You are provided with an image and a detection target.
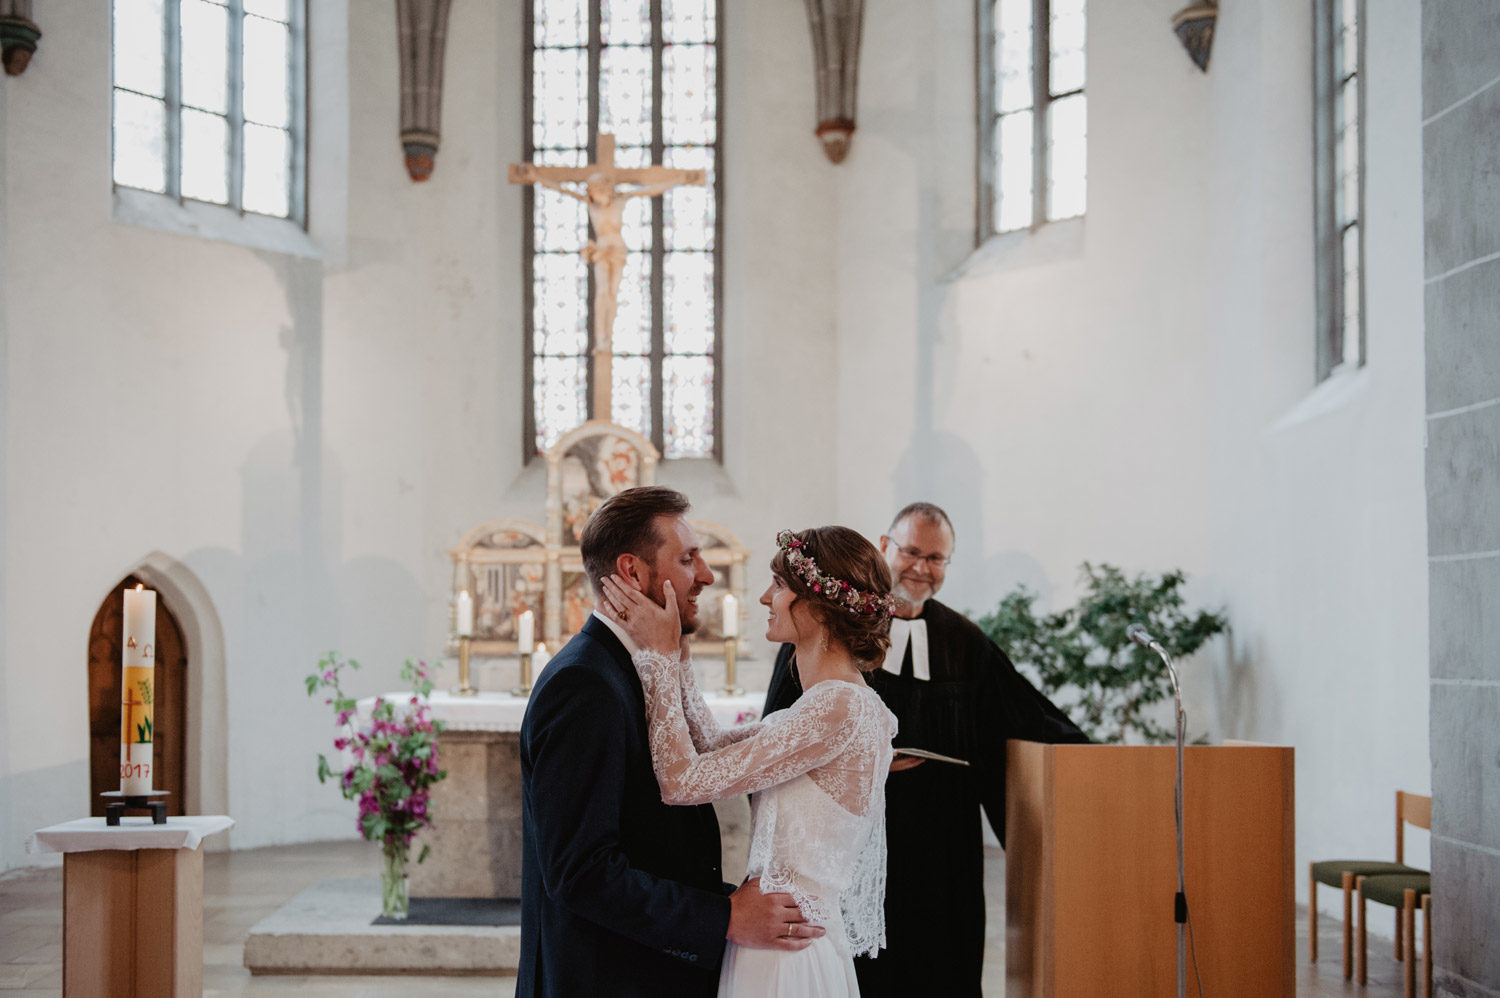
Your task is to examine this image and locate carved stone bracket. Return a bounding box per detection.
[396,0,453,181]
[1172,1,1217,73]
[0,0,41,77]
[804,0,864,163]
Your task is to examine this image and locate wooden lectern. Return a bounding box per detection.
[1006,740,1294,998]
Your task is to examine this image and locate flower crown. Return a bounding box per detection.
[776,529,899,618]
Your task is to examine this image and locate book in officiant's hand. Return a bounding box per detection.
[892,746,969,766]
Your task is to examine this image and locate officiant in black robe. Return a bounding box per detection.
[763,503,1088,997]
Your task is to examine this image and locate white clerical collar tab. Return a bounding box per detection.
[880,618,929,681]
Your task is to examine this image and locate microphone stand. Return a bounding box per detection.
[1142,636,1188,998]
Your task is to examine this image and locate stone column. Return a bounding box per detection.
[1421,5,1500,993]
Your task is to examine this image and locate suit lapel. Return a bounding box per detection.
[580,614,646,705]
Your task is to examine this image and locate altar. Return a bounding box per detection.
[359,681,764,899]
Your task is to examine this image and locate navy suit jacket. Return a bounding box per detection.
[517,615,731,997]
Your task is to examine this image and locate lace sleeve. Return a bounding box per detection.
[679,657,761,751]
[633,650,863,806]
[842,777,891,957]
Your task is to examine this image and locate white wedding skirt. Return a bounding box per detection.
[717,936,858,998]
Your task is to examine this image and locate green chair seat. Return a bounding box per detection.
[1359,872,1431,907]
[1311,859,1423,887]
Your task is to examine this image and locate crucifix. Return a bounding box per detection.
[509,134,705,421]
[122,686,145,762]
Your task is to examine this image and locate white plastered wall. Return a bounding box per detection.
[0,0,838,869]
[1,0,1430,899]
[828,0,1429,906]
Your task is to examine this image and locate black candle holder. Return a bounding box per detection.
[99,790,170,826]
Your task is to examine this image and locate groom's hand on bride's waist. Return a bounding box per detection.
[727,877,824,951]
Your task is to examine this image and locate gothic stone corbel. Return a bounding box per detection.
[805,0,864,164]
[0,0,41,77]
[396,0,453,181]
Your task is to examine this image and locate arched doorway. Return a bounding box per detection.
[88,576,187,816]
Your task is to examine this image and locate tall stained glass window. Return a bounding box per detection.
[1314,0,1364,379]
[979,0,1086,236]
[524,0,722,460]
[112,0,305,222]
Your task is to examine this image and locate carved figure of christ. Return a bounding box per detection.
[509,134,705,422]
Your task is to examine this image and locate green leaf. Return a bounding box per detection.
[977,563,1227,744]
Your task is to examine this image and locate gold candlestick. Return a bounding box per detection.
[452,635,478,696]
[512,649,533,697]
[720,638,743,697]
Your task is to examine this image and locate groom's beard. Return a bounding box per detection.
[645,568,702,635]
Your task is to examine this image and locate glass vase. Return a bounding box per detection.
[380,842,410,920]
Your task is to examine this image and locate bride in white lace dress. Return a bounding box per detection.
[599,526,899,997]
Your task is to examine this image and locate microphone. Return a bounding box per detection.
[1126,622,1160,648]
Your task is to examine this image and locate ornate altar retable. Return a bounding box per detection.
[447,420,749,655]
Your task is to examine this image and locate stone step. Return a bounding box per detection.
[243,878,520,975]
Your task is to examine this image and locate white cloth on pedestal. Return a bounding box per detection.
[27,815,234,853]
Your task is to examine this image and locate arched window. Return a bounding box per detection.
[523,0,723,460]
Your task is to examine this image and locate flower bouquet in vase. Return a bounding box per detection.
[307,653,447,919]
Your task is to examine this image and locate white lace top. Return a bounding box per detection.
[632,650,898,958]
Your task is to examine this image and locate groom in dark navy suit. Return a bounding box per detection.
[518,486,821,997]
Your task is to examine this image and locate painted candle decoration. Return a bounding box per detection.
[120,585,156,795]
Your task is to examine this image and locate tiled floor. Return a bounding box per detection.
[1,841,1414,996]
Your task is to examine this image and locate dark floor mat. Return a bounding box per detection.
[372,896,523,926]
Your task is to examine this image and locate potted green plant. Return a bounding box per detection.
[976,563,1228,744]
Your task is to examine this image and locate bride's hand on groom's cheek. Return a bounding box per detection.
[600,574,682,656]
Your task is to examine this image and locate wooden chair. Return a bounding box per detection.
[1356,874,1432,998]
[1308,790,1431,978]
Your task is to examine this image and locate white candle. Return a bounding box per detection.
[533,642,550,672]
[722,593,738,638]
[455,590,474,637]
[517,609,534,651]
[121,586,157,796]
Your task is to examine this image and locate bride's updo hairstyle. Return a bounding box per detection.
[770,526,894,668]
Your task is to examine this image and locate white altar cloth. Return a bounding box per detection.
[28,815,235,854]
[358,688,767,733]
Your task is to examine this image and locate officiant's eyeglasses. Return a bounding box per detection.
[891,544,952,569]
